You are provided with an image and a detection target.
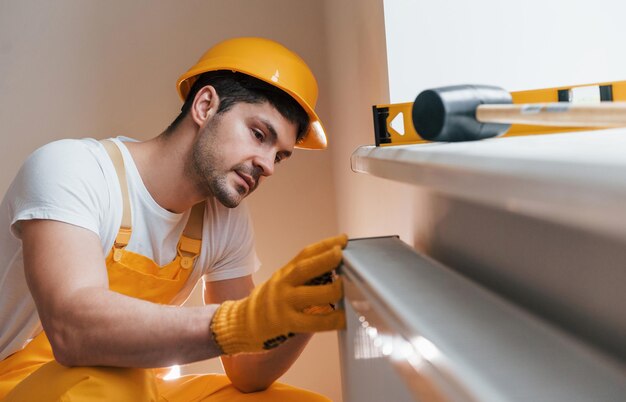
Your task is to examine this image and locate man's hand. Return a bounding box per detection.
[210,234,348,355]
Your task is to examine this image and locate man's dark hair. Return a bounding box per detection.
[167,71,310,143]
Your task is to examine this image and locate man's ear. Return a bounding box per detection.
[191,85,220,127]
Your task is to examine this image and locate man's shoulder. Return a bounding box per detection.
[11,137,119,206]
[6,138,119,240]
[24,138,112,179]
[30,137,102,162]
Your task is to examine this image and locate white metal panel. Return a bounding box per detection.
[339,237,626,402]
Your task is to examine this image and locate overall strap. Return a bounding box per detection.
[178,203,204,268]
[100,139,132,248]
[183,202,204,240]
[100,139,203,266]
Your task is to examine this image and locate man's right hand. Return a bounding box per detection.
[210,234,348,355]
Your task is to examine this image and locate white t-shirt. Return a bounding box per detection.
[0,137,259,361]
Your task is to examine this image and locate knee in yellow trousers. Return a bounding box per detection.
[3,361,331,402]
[3,360,159,402]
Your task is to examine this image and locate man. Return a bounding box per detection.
[0,37,346,401]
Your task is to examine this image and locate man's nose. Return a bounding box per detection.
[254,153,275,177]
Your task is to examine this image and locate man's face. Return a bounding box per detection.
[188,101,298,208]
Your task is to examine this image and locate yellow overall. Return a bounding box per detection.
[0,140,329,402]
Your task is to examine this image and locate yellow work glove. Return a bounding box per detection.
[210,234,348,354]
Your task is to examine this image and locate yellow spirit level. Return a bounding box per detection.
[373,80,626,146]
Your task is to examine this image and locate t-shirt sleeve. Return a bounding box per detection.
[8,139,108,239]
[202,201,260,282]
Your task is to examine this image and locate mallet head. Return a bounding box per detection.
[412,84,513,142]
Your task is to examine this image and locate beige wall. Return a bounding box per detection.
[0,0,346,400]
[322,0,419,244]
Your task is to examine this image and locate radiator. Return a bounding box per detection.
[337,236,626,402]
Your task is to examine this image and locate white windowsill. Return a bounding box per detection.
[351,128,626,241]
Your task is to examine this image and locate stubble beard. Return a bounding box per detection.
[186,120,243,209]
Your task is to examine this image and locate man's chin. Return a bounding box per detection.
[215,192,243,209]
[207,182,245,208]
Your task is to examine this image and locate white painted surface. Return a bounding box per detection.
[383,0,626,103]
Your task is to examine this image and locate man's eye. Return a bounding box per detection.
[253,129,264,141]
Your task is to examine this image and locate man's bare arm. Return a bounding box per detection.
[204,276,312,393]
[21,219,222,368]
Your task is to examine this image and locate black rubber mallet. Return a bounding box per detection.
[412,84,626,142]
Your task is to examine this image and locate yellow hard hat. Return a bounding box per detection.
[177,37,327,150]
